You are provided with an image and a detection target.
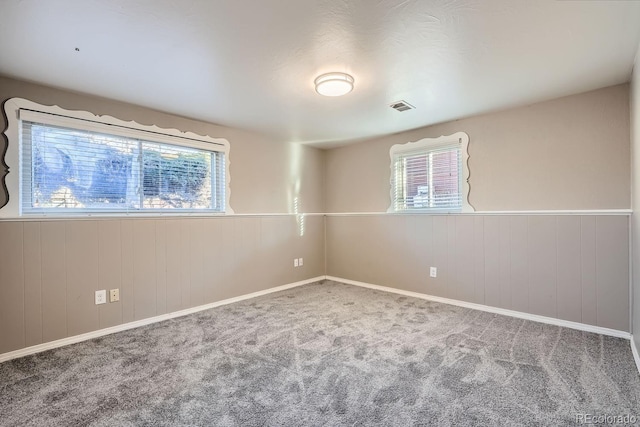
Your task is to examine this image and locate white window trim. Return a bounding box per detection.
[388,131,473,213]
[1,97,233,218]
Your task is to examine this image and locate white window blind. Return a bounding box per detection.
[21,120,226,214]
[389,132,472,213]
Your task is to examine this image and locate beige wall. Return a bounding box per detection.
[327,214,630,332]
[0,75,634,356]
[0,77,326,356]
[0,215,324,354]
[325,84,630,212]
[323,83,632,334]
[0,76,325,214]
[631,45,640,352]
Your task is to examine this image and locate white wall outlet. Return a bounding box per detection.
[299,257,303,266]
[294,258,299,267]
[95,290,107,305]
[109,288,120,303]
[430,267,437,278]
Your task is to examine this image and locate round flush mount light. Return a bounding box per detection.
[314,72,354,97]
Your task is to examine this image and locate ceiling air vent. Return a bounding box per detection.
[390,100,415,112]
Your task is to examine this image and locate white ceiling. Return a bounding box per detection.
[1,0,640,148]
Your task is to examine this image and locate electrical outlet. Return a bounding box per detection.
[294,258,299,267]
[95,290,107,305]
[109,288,120,303]
[299,257,303,266]
[430,267,437,278]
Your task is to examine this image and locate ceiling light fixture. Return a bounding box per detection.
[314,72,354,97]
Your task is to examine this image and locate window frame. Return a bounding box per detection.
[388,131,473,213]
[1,98,233,218]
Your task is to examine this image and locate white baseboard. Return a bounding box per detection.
[0,276,324,363]
[632,336,640,374]
[326,276,631,339]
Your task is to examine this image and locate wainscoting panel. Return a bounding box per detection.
[0,215,324,355]
[23,222,42,347]
[326,214,629,332]
[41,221,67,343]
[0,222,24,353]
[98,221,123,329]
[1,213,630,355]
[66,220,100,337]
[596,216,629,332]
[556,216,582,323]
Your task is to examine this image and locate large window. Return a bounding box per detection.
[389,132,472,213]
[1,98,232,217]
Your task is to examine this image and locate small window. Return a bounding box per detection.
[1,98,232,217]
[389,132,472,213]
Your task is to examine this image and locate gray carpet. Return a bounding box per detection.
[1,280,639,426]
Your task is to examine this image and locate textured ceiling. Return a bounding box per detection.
[1,0,639,148]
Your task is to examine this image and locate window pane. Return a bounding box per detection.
[398,147,460,210]
[389,133,471,213]
[29,123,139,210]
[431,149,460,207]
[24,121,224,213]
[141,142,212,209]
[405,154,428,208]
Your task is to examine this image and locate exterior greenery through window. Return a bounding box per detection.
[389,132,472,213]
